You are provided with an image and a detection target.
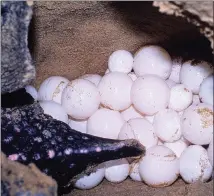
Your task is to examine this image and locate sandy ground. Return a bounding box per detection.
[67,178,213,196]
[31,2,213,196]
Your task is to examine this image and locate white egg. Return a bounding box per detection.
[68,119,87,133]
[133,45,172,79]
[199,75,213,105]
[61,79,100,120]
[207,139,213,166]
[179,145,213,183]
[144,115,155,123]
[105,158,130,183]
[121,105,143,121]
[38,76,69,104]
[139,145,179,187]
[153,109,181,142]
[87,108,125,139]
[169,84,193,112]
[131,75,170,115]
[80,74,102,86]
[164,139,189,157]
[192,95,201,105]
[168,58,182,83]
[108,50,133,73]
[179,60,213,94]
[181,103,213,145]
[75,165,105,189]
[129,161,142,182]
[98,72,133,111]
[180,136,191,145]
[39,100,68,123]
[166,79,177,89]
[25,85,38,100]
[118,118,158,149]
[128,72,137,81]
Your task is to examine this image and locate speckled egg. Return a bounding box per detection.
[199,75,213,105]
[68,119,87,134]
[181,103,213,145]
[61,79,101,120]
[80,74,102,86]
[121,105,143,121]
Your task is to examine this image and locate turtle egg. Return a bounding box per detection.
[139,145,179,187]
[199,75,213,105]
[207,139,213,166]
[179,145,213,183]
[166,79,177,89]
[181,103,213,145]
[179,60,213,94]
[164,139,189,157]
[128,72,137,81]
[25,85,38,100]
[39,100,68,123]
[75,165,105,189]
[80,74,102,86]
[118,118,158,149]
[153,109,181,142]
[68,119,87,133]
[105,158,130,183]
[192,95,201,105]
[61,79,100,120]
[131,75,170,115]
[169,84,193,112]
[98,72,133,111]
[38,76,69,104]
[129,161,142,182]
[133,45,172,79]
[108,50,133,73]
[168,58,182,83]
[105,69,110,74]
[121,105,143,121]
[87,108,125,139]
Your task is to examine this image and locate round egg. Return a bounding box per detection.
[164,139,189,157]
[80,74,102,86]
[25,85,38,100]
[199,75,213,105]
[68,119,87,133]
[39,100,68,123]
[61,79,100,120]
[133,45,172,79]
[169,84,193,112]
[180,145,213,183]
[131,75,170,115]
[139,145,179,187]
[98,72,133,111]
[121,105,143,121]
[179,60,213,94]
[168,58,182,83]
[153,109,181,142]
[75,165,105,189]
[118,118,158,149]
[181,103,213,145]
[129,161,142,182]
[128,72,137,81]
[38,76,69,104]
[192,95,201,105]
[105,158,130,183]
[144,115,155,123]
[87,108,125,139]
[108,50,133,73]
[166,79,177,89]
[207,139,213,166]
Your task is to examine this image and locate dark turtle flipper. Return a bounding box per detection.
[1,102,145,194]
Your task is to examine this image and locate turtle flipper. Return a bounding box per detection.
[2,103,145,193]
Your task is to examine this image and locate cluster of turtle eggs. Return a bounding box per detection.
[26,45,213,190]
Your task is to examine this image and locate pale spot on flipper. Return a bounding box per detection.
[48,150,55,158]
[8,154,19,161]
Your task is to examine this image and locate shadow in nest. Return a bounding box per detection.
[108,1,213,63]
